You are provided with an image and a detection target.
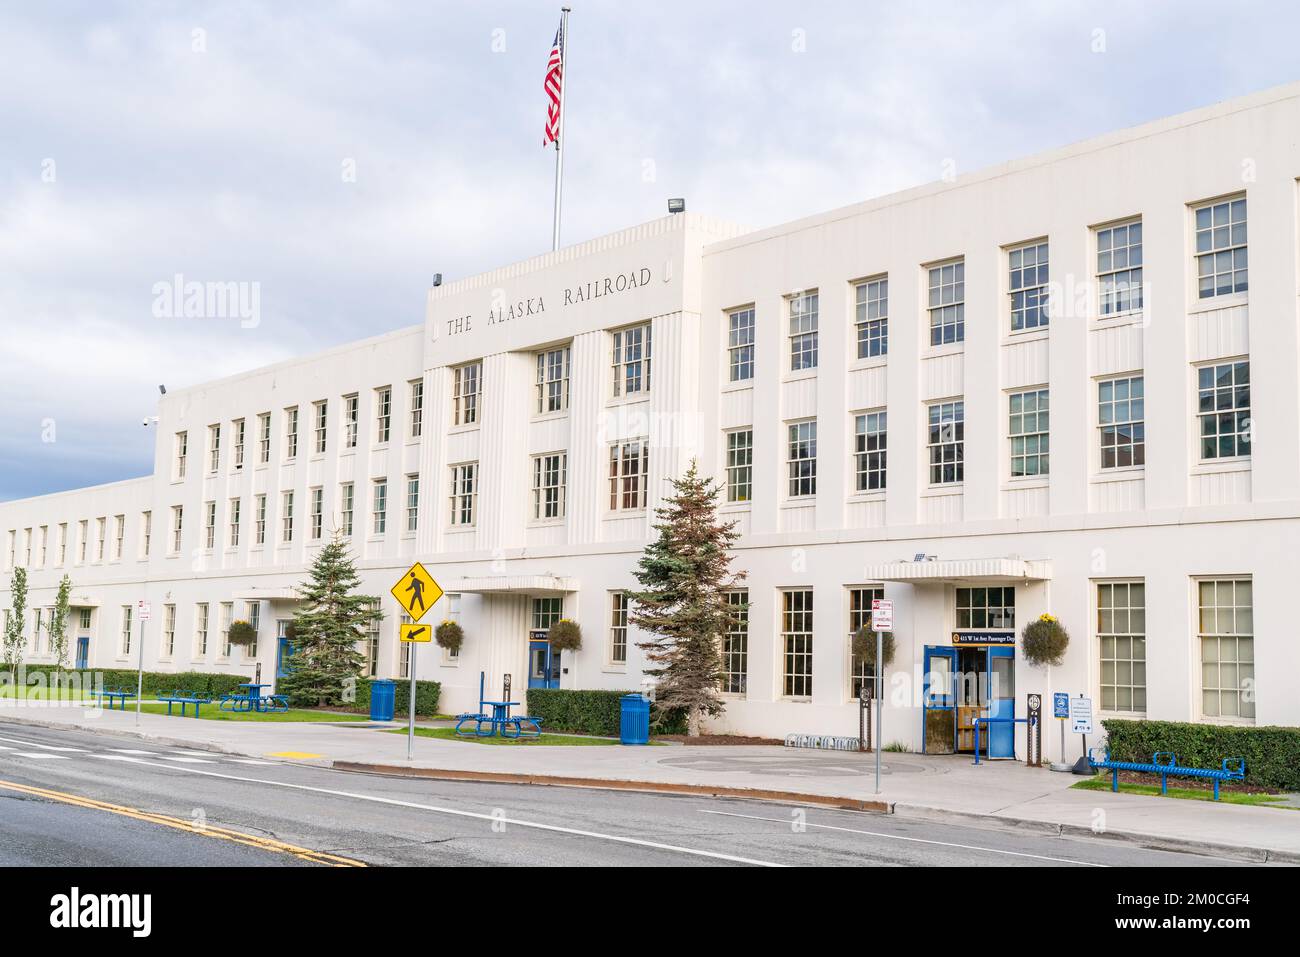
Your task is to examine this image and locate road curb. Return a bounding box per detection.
[331,760,894,813]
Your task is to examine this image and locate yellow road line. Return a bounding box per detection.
[0,778,365,867]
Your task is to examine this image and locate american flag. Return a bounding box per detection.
[543,20,564,147]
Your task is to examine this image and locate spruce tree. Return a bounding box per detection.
[629,460,745,736]
[278,534,378,706]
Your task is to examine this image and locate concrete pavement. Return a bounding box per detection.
[3,699,1297,863]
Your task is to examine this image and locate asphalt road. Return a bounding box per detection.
[0,721,1245,867]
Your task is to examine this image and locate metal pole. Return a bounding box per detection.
[550,6,571,251]
[407,642,417,760]
[874,630,883,794]
[134,609,145,725]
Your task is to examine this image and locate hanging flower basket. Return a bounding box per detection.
[1021,613,1069,667]
[227,620,257,647]
[851,625,895,669]
[548,619,583,652]
[435,620,464,654]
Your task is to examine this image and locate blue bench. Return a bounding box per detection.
[501,715,543,739]
[92,688,137,710]
[157,689,213,718]
[219,692,290,714]
[455,712,495,737]
[1089,747,1246,801]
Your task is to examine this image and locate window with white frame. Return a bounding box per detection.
[927,259,965,345]
[608,440,648,510]
[782,589,814,698]
[728,307,755,382]
[58,523,67,565]
[79,608,91,630]
[442,594,461,660]
[220,602,233,657]
[854,277,888,359]
[533,596,563,631]
[453,362,482,425]
[314,400,328,454]
[233,418,245,469]
[95,517,105,561]
[363,600,380,677]
[788,291,818,371]
[849,585,885,699]
[208,423,221,473]
[1197,360,1251,460]
[339,483,354,536]
[1009,388,1049,477]
[786,421,817,497]
[77,519,88,563]
[229,498,241,548]
[853,411,887,492]
[204,501,216,549]
[174,431,188,479]
[245,601,260,657]
[343,394,359,449]
[170,506,183,554]
[722,590,748,694]
[372,480,387,534]
[162,603,176,657]
[1008,240,1050,332]
[1198,579,1253,720]
[409,379,424,438]
[258,412,271,463]
[1098,375,1145,469]
[1194,197,1247,299]
[140,512,150,559]
[39,525,48,566]
[310,487,323,540]
[120,604,132,656]
[398,614,412,677]
[725,429,753,503]
[536,346,571,414]
[281,491,294,542]
[255,494,267,545]
[612,324,652,396]
[284,407,299,460]
[112,515,124,560]
[1097,218,1143,316]
[927,401,964,484]
[448,464,477,526]
[32,607,43,654]
[405,475,419,532]
[1098,581,1146,713]
[375,386,392,444]
[956,587,1015,630]
[609,592,628,664]
[532,453,567,520]
[194,602,208,656]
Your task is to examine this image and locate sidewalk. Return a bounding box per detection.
[4,700,1296,863]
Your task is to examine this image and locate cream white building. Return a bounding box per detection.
[5,83,1300,759]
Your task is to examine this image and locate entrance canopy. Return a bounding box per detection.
[863,557,1051,585]
[442,574,578,596]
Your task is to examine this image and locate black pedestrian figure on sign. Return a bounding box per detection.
[405,572,426,613]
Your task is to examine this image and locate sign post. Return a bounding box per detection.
[391,562,443,761]
[1052,692,1070,770]
[1068,693,1094,774]
[135,601,150,725]
[1026,693,1042,767]
[870,598,893,795]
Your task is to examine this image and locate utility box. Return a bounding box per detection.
[620,693,650,745]
[370,679,396,722]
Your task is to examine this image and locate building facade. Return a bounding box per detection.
[5,84,1300,759]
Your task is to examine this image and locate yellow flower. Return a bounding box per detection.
[1039,613,1057,624]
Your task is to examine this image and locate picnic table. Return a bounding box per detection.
[219,683,288,714]
[455,700,541,739]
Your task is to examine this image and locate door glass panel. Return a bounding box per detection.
[992,656,1014,699]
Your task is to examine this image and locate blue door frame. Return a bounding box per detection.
[75,636,89,670]
[923,646,957,754]
[988,646,1016,758]
[528,637,561,689]
[276,637,297,679]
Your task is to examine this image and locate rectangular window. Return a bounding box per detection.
[955,587,1016,630]
[340,483,354,536]
[728,307,755,381]
[372,480,387,534]
[284,407,299,459]
[927,400,964,484]
[443,594,462,660]
[375,386,392,444]
[204,501,216,549]
[258,413,272,463]
[1198,579,1253,720]
[854,277,888,358]
[170,506,183,554]
[162,604,176,657]
[229,498,241,548]
[612,324,652,396]
[120,605,133,657]
[314,400,328,454]
[849,586,885,699]
[786,421,817,497]
[245,602,260,657]
[1099,375,1145,469]
[1197,360,1251,460]
[220,602,233,657]
[1008,240,1050,332]
[208,423,221,473]
[232,418,245,469]
[39,525,48,566]
[788,291,819,371]
[928,259,965,345]
[112,515,124,560]
[255,494,267,545]
[399,628,411,678]
[194,602,209,657]
[96,517,105,561]
[1098,581,1146,713]
[453,363,482,425]
[853,411,887,492]
[722,590,748,694]
[725,429,753,503]
[532,453,567,520]
[405,475,419,533]
[343,395,359,449]
[609,592,628,664]
[535,346,571,414]
[310,487,323,540]
[281,491,294,543]
[782,589,814,698]
[449,464,477,526]
[174,431,188,479]
[58,523,67,565]
[409,379,424,438]
[79,608,91,630]
[1194,197,1247,299]
[532,597,563,631]
[363,600,380,678]
[608,440,648,510]
[78,519,88,563]
[1009,388,1050,477]
[1097,218,1143,316]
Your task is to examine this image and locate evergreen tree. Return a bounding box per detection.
[629,460,745,736]
[278,534,378,707]
[49,575,72,672]
[4,567,28,682]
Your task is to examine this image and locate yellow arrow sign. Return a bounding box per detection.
[390,561,443,623]
[400,623,432,643]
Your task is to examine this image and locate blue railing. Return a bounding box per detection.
[972,716,1034,765]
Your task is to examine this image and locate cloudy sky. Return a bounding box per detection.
[2,0,1298,501]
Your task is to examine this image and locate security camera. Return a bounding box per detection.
[142,417,150,427]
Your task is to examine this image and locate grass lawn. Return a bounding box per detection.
[389,726,627,746]
[1072,774,1297,809]
[0,684,96,701]
[138,702,370,723]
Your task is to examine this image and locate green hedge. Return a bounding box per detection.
[1103,719,1300,791]
[525,688,687,736]
[9,664,250,697]
[343,677,441,717]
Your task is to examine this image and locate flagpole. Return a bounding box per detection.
[551,6,571,252]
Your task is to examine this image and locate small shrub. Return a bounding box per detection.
[1021,613,1069,667]
[434,620,464,654]
[851,626,895,669]
[525,688,686,736]
[547,619,582,652]
[1103,719,1300,791]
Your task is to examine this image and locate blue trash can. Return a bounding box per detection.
[620,693,650,745]
[369,679,396,722]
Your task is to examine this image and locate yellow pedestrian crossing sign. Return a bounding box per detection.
[400,622,432,643]
[390,562,442,623]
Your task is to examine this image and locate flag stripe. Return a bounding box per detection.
[543,21,564,147]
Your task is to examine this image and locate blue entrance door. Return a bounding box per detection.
[988,646,1016,758]
[528,638,561,689]
[276,638,297,678]
[75,636,89,670]
[923,646,957,754]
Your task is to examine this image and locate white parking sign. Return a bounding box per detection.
[871,598,893,631]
